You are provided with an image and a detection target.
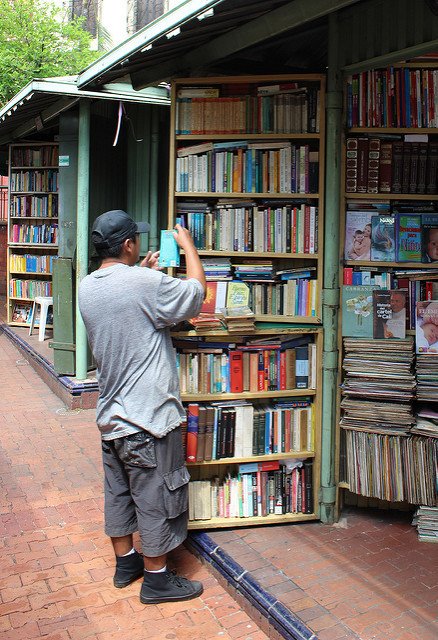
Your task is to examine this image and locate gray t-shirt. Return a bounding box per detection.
[78,264,204,440]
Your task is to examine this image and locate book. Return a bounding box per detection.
[226,281,250,308]
[421,215,438,263]
[395,214,422,262]
[370,215,395,261]
[295,346,309,388]
[415,301,438,353]
[186,404,199,463]
[373,290,407,339]
[11,302,32,323]
[344,211,373,260]
[159,230,180,267]
[342,285,377,337]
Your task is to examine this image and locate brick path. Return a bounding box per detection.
[0,334,268,640]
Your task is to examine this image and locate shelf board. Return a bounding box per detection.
[175,192,319,199]
[338,481,350,490]
[9,296,35,301]
[9,271,52,276]
[8,322,53,328]
[344,260,436,268]
[11,166,59,170]
[348,127,438,134]
[345,192,438,200]
[8,243,58,248]
[183,250,319,259]
[187,451,315,466]
[176,133,321,140]
[10,191,58,195]
[254,315,321,323]
[181,389,315,401]
[172,326,321,337]
[188,512,318,529]
[9,217,58,220]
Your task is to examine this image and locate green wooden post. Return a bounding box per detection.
[320,12,343,523]
[75,100,90,380]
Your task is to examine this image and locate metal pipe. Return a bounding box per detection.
[320,12,343,523]
[75,100,91,381]
[149,106,160,251]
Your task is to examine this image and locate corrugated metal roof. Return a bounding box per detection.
[0,77,169,144]
[77,0,360,90]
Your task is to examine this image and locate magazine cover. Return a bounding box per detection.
[395,214,422,262]
[415,301,438,353]
[372,290,407,339]
[421,215,438,263]
[371,215,395,261]
[342,286,377,337]
[344,211,373,260]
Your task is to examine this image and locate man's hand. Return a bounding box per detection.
[140,251,161,270]
[173,224,196,251]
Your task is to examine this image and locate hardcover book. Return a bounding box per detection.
[421,215,438,263]
[342,285,377,337]
[344,211,373,260]
[371,215,395,261]
[415,301,438,353]
[372,290,407,339]
[395,214,422,262]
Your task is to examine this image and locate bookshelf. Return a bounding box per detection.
[168,75,325,528]
[338,65,438,508]
[7,142,59,327]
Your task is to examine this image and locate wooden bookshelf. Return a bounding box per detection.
[7,142,59,326]
[169,75,325,527]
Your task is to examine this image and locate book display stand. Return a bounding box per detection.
[168,75,326,528]
[7,142,59,328]
[339,64,438,507]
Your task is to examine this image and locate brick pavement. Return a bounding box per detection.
[0,334,269,640]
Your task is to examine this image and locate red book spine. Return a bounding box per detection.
[257,351,265,391]
[229,350,243,393]
[279,351,287,390]
[304,205,310,253]
[186,404,199,463]
[425,281,433,300]
[343,267,353,284]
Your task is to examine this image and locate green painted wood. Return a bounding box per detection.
[52,257,75,375]
[58,112,79,259]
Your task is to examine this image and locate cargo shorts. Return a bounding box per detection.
[101,427,190,557]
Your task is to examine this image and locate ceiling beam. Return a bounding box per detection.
[131,0,359,89]
[342,38,438,74]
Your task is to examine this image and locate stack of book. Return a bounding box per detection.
[415,355,438,402]
[220,306,256,333]
[412,506,438,543]
[201,257,232,280]
[341,337,416,434]
[411,406,438,437]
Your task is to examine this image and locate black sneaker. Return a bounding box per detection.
[140,569,203,604]
[113,550,144,588]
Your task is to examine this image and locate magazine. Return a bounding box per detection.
[415,301,438,353]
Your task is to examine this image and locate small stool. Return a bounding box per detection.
[29,296,53,342]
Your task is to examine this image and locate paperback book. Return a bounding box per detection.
[342,285,377,337]
[395,214,422,262]
[344,211,373,260]
[421,215,438,263]
[159,230,180,267]
[370,215,395,261]
[373,290,407,339]
[415,301,438,353]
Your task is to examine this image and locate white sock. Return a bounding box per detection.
[146,565,167,573]
[121,548,136,557]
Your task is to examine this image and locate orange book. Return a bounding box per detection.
[229,350,243,393]
[249,352,259,392]
[186,404,199,463]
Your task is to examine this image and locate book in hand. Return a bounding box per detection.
[342,285,377,337]
[415,301,438,353]
[373,290,407,339]
[371,215,395,261]
[344,211,373,260]
[159,230,180,267]
[421,215,438,263]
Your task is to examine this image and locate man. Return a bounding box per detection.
[78,209,206,604]
[383,290,407,339]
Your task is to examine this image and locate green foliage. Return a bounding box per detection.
[0,0,100,105]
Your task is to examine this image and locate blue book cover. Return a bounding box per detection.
[421,214,438,263]
[395,214,422,262]
[342,285,378,337]
[371,215,395,261]
[159,230,180,267]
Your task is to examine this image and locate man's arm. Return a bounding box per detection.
[173,224,206,294]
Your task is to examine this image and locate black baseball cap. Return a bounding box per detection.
[91,210,150,249]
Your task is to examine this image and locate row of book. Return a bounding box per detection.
[10,223,58,245]
[9,278,52,299]
[184,400,314,463]
[188,460,314,520]
[176,338,316,394]
[344,208,438,262]
[10,301,53,325]
[175,144,319,194]
[175,86,320,135]
[9,253,54,273]
[247,280,318,318]
[342,430,437,506]
[342,278,438,331]
[177,202,318,253]
[10,193,58,218]
[10,170,58,193]
[346,68,438,129]
[11,145,58,168]
[416,356,438,403]
[346,138,438,195]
